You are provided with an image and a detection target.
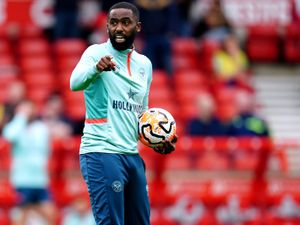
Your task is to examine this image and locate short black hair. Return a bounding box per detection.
[108,2,140,21]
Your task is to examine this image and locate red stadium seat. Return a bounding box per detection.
[58,71,73,90]
[266,179,300,205]
[149,86,173,104]
[284,24,300,63]
[62,89,85,104]
[196,152,230,170]
[0,179,19,208]
[0,54,17,78]
[56,56,80,73]
[64,106,85,118]
[0,139,11,172]
[23,71,55,89]
[198,39,220,74]
[0,74,18,103]
[0,209,10,225]
[209,179,254,205]
[53,38,87,57]
[164,179,210,202]
[171,37,200,73]
[234,152,259,170]
[63,90,85,121]
[172,54,200,72]
[23,72,56,106]
[284,41,300,63]
[151,70,170,88]
[26,87,54,109]
[174,70,208,89]
[172,37,199,57]
[175,87,207,104]
[246,25,280,62]
[178,102,199,122]
[17,38,50,57]
[17,24,46,39]
[164,153,192,170]
[20,55,53,73]
[0,39,11,54]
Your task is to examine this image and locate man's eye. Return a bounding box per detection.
[110,21,117,26]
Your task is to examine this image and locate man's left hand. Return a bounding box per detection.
[153,135,178,155]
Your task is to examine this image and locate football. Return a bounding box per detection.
[138,108,176,148]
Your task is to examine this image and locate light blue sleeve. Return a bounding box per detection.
[142,61,153,112]
[2,114,28,143]
[70,45,101,91]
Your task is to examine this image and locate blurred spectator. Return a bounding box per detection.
[135,0,180,75]
[186,91,236,136]
[291,0,300,26]
[176,0,194,37]
[192,0,232,42]
[2,99,57,225]
[61,193,96,225]
[212,34,251,89]
[53,0,81,40]
[41,94,73,139]
[232,90,270,137]
[78,0,101,41]
[0,80,26,134]
[86,9,108,44]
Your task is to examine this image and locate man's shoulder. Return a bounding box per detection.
[82,42,109,59]
[132,51,152,66]
[86,42,107,52]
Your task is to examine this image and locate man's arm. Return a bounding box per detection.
[70,46,117,91]
[2,102,33,142]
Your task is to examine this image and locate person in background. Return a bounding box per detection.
[53,0,81,40]
[291,0,300,26]
[232,90,270,137]
[61,192,96,225]
[212,34,251,89]
[78,0,102,41]
[192,0,232,42]
[135,0,180,75]
[41,93,74,139]
[186,91,235,136]
[2,99,57,225]
[0,80,26,134]
[70,2,177,224]
[175,0,194,37]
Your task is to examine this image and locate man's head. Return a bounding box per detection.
[107,2,141,51]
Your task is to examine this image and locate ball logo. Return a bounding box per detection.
[112,181,123,193]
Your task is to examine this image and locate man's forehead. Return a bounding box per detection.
[109,8,135,20]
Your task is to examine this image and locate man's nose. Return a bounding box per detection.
[115,22,124,31]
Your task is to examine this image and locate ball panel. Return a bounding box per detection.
[138,107,176,148]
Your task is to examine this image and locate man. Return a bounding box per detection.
[2,99,57,225]
[70,2,177,225]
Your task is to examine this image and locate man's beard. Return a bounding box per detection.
[109,32,136,51]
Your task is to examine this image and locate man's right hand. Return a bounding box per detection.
[96,56,116,72]
[16,100,35,119]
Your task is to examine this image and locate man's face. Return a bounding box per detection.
[107,8,141,51]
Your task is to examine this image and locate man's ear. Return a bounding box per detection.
[136,22,141,32]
